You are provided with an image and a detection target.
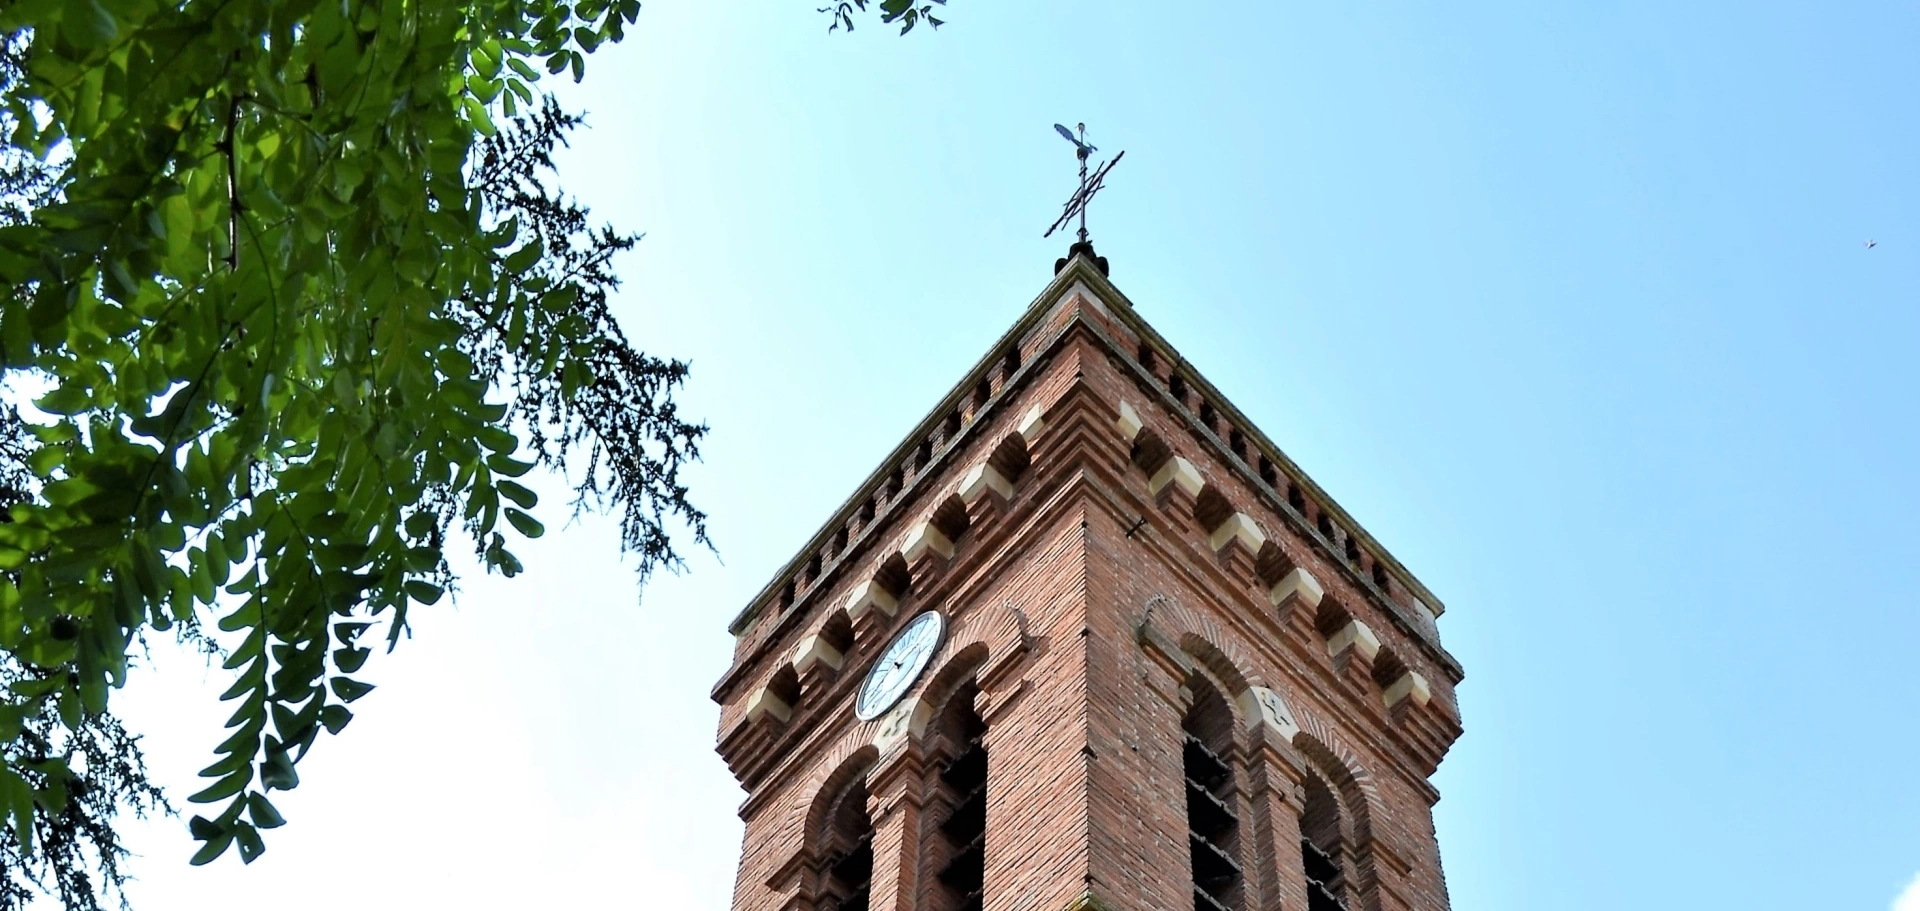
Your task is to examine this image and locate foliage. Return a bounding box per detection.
[0,0,943,904]
[0,0,722,894]
[821,0,947,34]
[0,34,169,911]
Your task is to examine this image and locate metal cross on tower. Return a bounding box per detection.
[1045,122,1125,245]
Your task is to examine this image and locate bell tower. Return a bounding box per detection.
[712,251,1466,911]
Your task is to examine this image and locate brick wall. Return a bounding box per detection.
[716,259,1465,911]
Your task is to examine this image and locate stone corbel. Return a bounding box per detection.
[844,579,899,621]
[1208,512,1266,579]
[958,462,1014,505]
[902,521,954,563]
[1326,619,1380,692]
[745,687,792,725]
[870,694,934,754]
[1018,402,1048,443]
[1325,619,1380,662]
[1209,512,1266,554]
[1116,399,1144,442]
[1383,671,1431,709]
[791,633,845,676]
[1149,455,1203,519]
[1266,567,1324,626]
[1236,685,1303,744]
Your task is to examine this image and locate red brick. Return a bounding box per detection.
[717,256,1465,911]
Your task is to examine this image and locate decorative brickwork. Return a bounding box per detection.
[717,253,1465,911]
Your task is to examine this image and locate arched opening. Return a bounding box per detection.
[818,776,874,911]
[1254,541,1294,588]
[1184,676,1243,911]
[931,495,971,543]
[929,682,987,911]
[1314,600,1353,640]
[875,554,912,600]
[987,434,1031,484]
[1300,771,1348,911]
[819,612,855,658]
[1130,427,1172,476]
[1193,485,1235,535]
[768,665,802,708]
[1370,650,1408,693]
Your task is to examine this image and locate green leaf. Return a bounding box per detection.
[188,815,226,840]
[319,705,353,735]
[330,678,375,703]
[405,510,436,538]
[504,508,544,538]
[248,793,286,829]
[333,645,370,673]
[234,822,266,863]
[189,769,253,804]
[25,444,63,475]
[260,748,298,791]
[189,832,234,866]
[402,580,444,605]
[502,240,543,274]
[34,383,90,415]
[487,454,535,477]
[496,479,538,509]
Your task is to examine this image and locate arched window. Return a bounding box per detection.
[1300,771,1348,911]
[1184,677,1243,911]
[930,683,987,911]
[819,778,874,911]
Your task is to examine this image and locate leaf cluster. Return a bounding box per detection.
[0,0,709,884]
[820,0,948,35]
[0,0,943,902]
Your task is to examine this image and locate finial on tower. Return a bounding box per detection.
[1046,122,1124,275]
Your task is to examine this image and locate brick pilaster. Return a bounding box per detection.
[866,746,929,911]
[1244,738,1310,911]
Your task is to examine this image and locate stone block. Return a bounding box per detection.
[790,633,845,675]
[903,521,955,562]
[1208,512,1267,554]
[958,462,1014,505]
[1017,403,1047,444]
[870,694,932,751]
[1326,620,1381,662]
[1116,400,1143,442]
[1148,456,1203,498]
[843,579,899,621]
[1236,685,1302,741]
[745,687,792,725]
[1384,671,1432,708]
[1266,567,1325,610]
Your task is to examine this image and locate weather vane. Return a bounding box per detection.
[1045,122,1125,246]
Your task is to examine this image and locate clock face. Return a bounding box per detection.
[854,611,946,721]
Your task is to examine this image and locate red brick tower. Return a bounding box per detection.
[713,252,1465,911]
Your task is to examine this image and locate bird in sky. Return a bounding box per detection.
[1865,240,1877,249]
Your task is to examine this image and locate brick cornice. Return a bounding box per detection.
[1077,448,1463,784]
[724,421,1119,801]
[717,254,1460,716]
[721,345,1464,794]
[724,260,1112,638]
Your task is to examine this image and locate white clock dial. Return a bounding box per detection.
[854,611,945,721]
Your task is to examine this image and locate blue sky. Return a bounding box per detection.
[93,2,1918,909]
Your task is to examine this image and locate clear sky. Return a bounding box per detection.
[84,2,1920,910]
